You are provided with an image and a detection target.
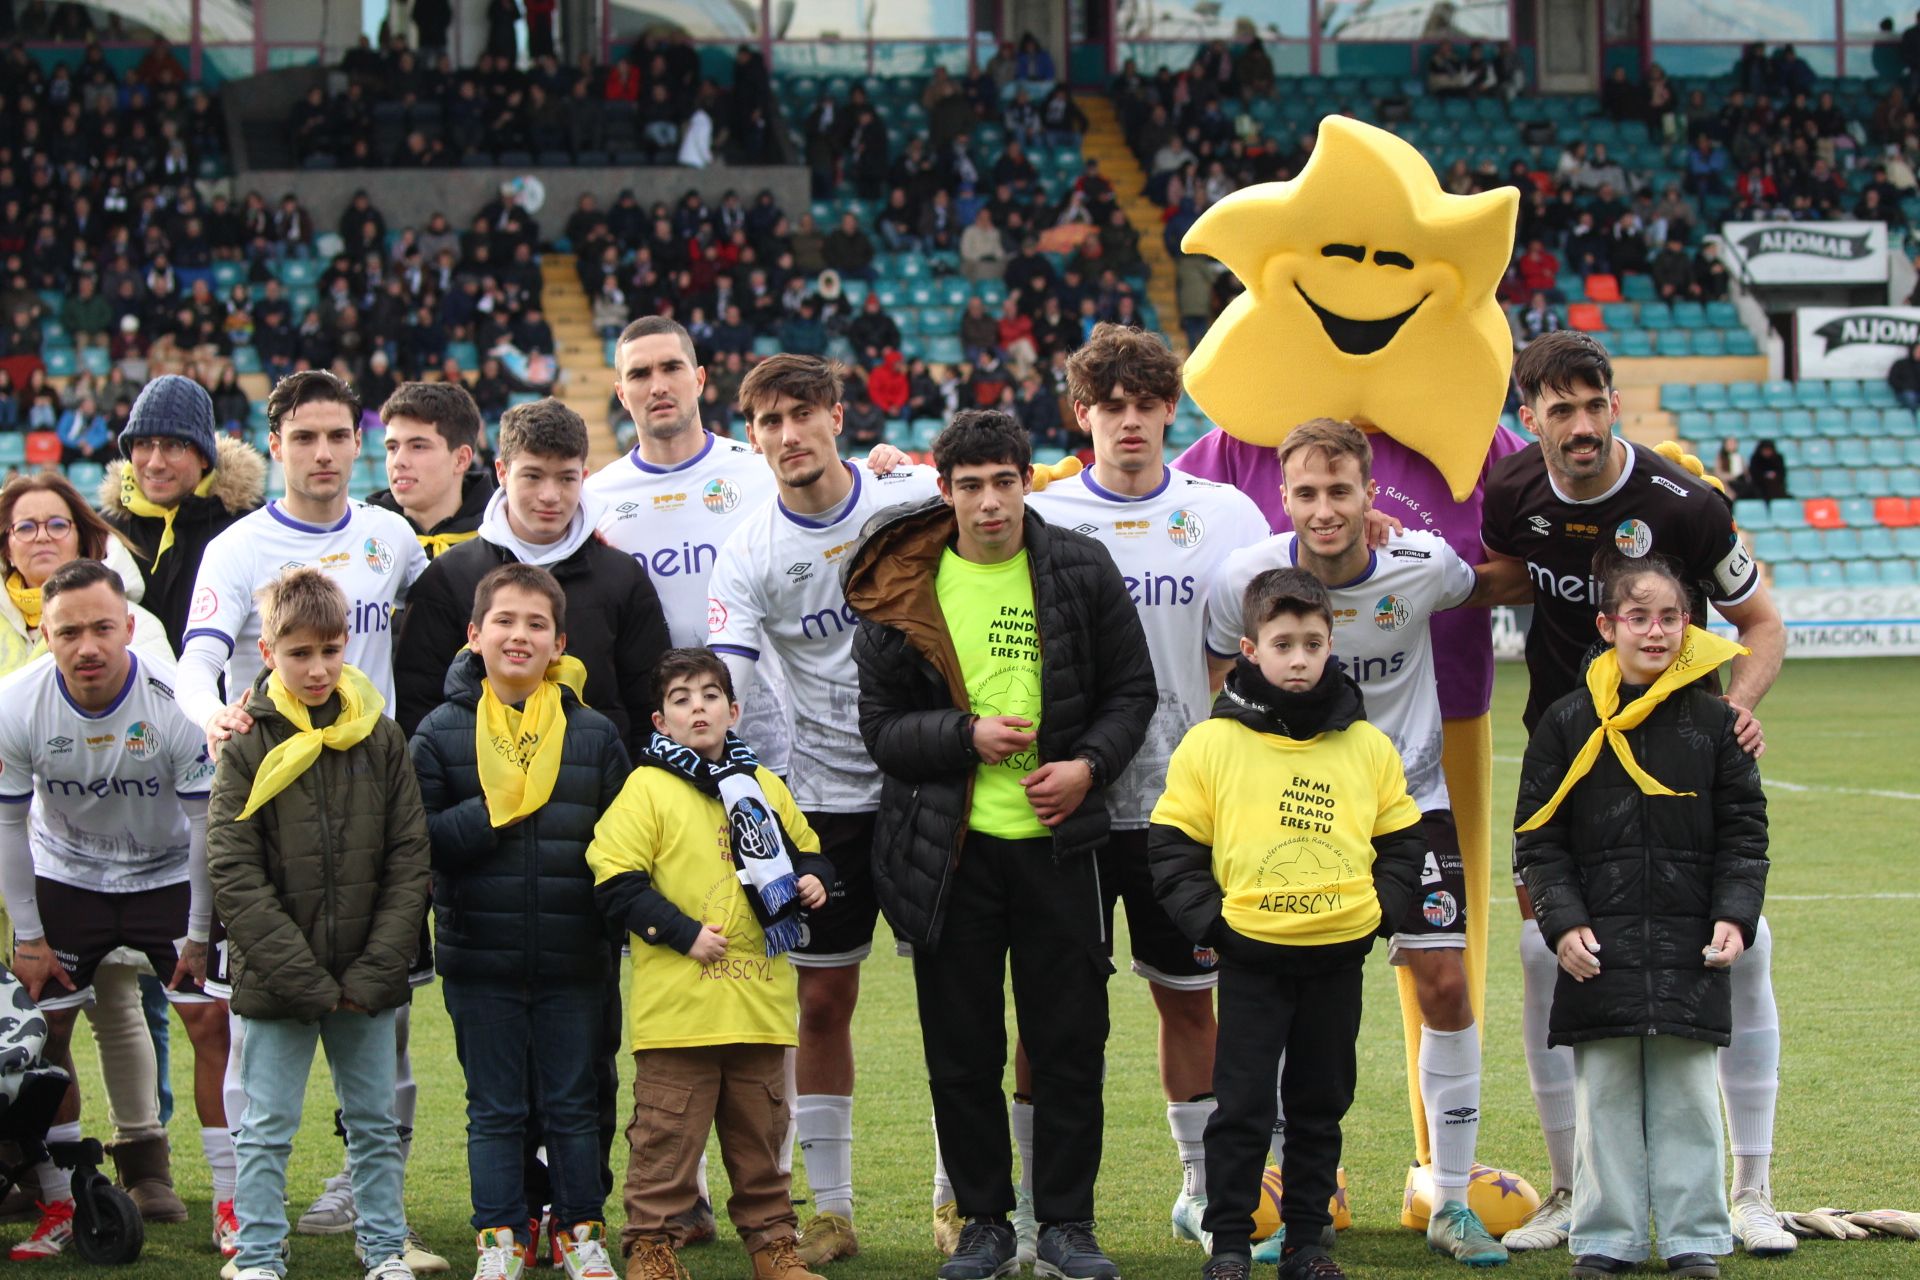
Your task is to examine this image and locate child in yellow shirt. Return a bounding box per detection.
[586,649,832,1280]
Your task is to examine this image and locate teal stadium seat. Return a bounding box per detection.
[44,349,76,376]
[1839,497,1877,526]
[1883,409,1917,437]
[1752,530,1792,562]
[1725,331,1761,356]
[1640,302,1675,330]
[1694,384,1731,410]
[1622,274,1656,301]
[79,347,109,376]
[1787,529,1825,559]
[65,460,104,492]
[1837,437,1872,467]
[1657,330,1694,356]
[1865,381,1899,407]
[1769,499,1807,529]
[1661,383,1696,411]
[1770,562,1811,588]
[1893,468,1920,496]
[0,436,24,467]
[1825,528,1864,559]
[1733,499,1771,529]
[1796,380,1834,408]
[1676,411,1714,440]
[1808,560,1844,588]
[1777,410,1814,439]
[1671,301,1707,328]
[1728,382,1764,410]
[1856,468,1890,497]
[1843,559,1879,587]
[1692,330,1727,356]
[1859,527,1897,558]
[1745,409,1779,438]
[1831,380,1866,407]
[1882,559,1918,586]
[1813,409,1849,438]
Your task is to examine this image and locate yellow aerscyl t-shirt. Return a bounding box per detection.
[586,764,820,1051]
[1150,717,1422,946]
[935,547,1047,840]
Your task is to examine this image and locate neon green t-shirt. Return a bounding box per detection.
[936,547,1047,840]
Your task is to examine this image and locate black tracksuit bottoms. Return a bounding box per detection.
[1201,937,1369,1256]
[913,831,1112,1224]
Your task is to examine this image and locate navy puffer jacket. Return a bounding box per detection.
[410,649,633,983]
[1514,680,1769,1047]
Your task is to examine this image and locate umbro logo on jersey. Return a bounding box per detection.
[1528,515,1553,536]
[1443,1107,1478,1118]
[1652,475,1690,497]
[616,501,640,515]
[46,736,73,753]
[1073,523,1100,536]
[787,562,814,583]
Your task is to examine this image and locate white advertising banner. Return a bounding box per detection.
[1794,306,1920,379]
[1721,221,1889,285]
[1704,586,1920,657]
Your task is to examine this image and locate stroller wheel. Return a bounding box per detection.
[71,1173,144,1265]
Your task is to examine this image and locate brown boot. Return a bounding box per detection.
[104,1135,188,1223]
[624,1239,689,1280]
[749,1235,825,1280]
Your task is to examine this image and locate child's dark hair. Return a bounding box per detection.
[1595,550,1689,616]
[471,562,567,634]
[1241,567,1334,636]
[932,409,1031,479]
[651,647,735,707]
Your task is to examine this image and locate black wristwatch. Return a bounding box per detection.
[1076,752,1106,788]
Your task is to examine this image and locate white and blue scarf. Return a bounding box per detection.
[641,730,805,956]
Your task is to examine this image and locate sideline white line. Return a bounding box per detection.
[1766,893,1920,901]
[1491,756,1920,802]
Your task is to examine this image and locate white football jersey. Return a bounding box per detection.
[587,432,791,770]
[709,461,941,812]
[0,652,214,893]
[1204,530,1475,811]
[1029,467,1272,828]
[183,500,427,709]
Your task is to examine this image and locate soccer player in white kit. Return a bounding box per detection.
[0,559,224,1261]
[1020,325,1271,1259]
[173,371,442,1275]
[706,354,943,1266]
[1204,419,1512,1267]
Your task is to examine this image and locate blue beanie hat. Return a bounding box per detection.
[122,375,220,468]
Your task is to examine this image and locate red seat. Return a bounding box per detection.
[23,432,61,468]
[1804,498,1844,529]
[1875,496,1916,527]
[1567,303,1605,332]
[1583,274,1622,303]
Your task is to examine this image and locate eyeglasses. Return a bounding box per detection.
[9,517,75,542]
[1608,610,1688,634]
[129,437,197,460]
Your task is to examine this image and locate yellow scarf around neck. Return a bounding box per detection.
[120,465,220,567]
[476,655,588,827]
[238,665,385,820]
[5,571,41,632]
[418,529,479,560]
[1517,625,1750,832]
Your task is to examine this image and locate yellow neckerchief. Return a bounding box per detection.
[5,571,41,632]
[476,655,588,827]
[120,466,220,567]
[1517,626,1749,832]
[237,665,385,820]
[418,529,479,560]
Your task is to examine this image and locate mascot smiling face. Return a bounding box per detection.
[1181,116,1518,501]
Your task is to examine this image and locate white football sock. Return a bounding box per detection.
[796,1094,854,1221]
[1269,1052,1288,1170]
[695,1151,710,1203]
[39,1125,81,1201]
[1521,919,1577,1192]
[778,1048,798,1177]
[1011,1096,1035,1197]
[1420,1024,1481,1196]
[1168,1099,1214,1198]
[202,1125,237,1203]
[223,1009,248,1137]
[931,1116,953,1210]
[1721,917,1778,1195]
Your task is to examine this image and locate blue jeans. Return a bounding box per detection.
[443,977,608,1231]
[234,1009,405,1273]
[138,974,173,1124]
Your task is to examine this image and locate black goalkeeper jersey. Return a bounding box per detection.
[1483,440,1761,731]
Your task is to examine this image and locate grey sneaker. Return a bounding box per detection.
[1033,1221,1119,1280]
[937,1218,1018,1280]
[297,1172,356,1235]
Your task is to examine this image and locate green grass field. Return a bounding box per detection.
[44,657,1920,1279]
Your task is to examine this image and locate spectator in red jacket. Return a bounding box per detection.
[869,349,909,417]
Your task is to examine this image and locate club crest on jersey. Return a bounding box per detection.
[1423,891,1458,928]
[123,722,158,760]
[703,478,740,514]
[1373,594,1411,632]
[1615,518,1653,558]
[1167,509,1205,548]
[364,537,395,575]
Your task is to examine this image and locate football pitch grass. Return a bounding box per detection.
[49,657,1920,1279]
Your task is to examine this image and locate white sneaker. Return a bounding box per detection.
[1171,1191,1211,1250]
[473,1228,525,1280]
[366,1253,418,1280]
[1732,1188,1798,1257]
[556,1222,617,1280]
[297,1173,356,1236]
[1011,1186,1038,1268]
[404,1228,452,1274]
[231,1270,282,1280]
[1500,1187,1572,1251]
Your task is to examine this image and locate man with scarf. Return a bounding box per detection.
[99,373,266,656]
[409,563,633,1280]
[1478,331,1792,1258]
[843,410,1155,1280]
[394,397,670,753]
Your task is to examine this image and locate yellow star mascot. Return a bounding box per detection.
[1172,115,1542,1245]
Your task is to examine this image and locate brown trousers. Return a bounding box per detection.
[620,1042,797,1255]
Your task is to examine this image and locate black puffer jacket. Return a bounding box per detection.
[410,649,634,984]
[842,498,1156,951]
[1149,659,1426,968]
[369,468,495,558]
[1514,680,1769,1047]
[99,436,267,656]
[394,531,671,753]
